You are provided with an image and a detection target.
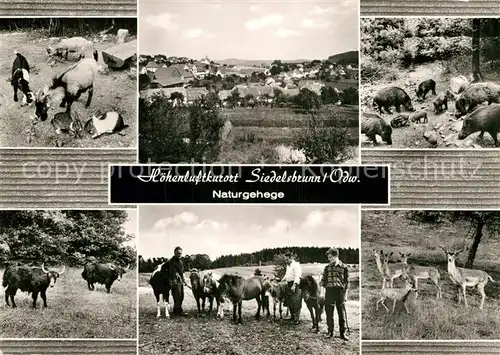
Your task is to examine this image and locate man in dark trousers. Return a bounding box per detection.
[320,247,349,341]
[166,246,188,316]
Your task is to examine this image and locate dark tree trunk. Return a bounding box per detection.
[466,220,484,268]
[472,19,482,83]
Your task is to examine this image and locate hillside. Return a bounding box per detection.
[328,50,359,66]
[217,58,314,66]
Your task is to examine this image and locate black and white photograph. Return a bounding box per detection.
[0,18,137,148]
[138,206,360,355]
[0,210,137,338]
[138,1,359,165]
[361,210,500,340]
[361,18,500,149]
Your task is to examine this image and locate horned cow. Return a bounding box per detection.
[3,263,65,308]
[81,262,129,293]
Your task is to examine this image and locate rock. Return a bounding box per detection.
[451,120,463,132]
[463,139,475,148]
[443,133,456,143]
[117,29,129,44]
[423,130,440,147]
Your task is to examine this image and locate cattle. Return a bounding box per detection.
[201,271,225,318]
[81,262,129,293]
[217,274,270,324]
[149,261,170,318]
[301,275,325,332]
[3,263,65,308]
[190,269,217,315]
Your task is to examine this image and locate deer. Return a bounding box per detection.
[399,252,442,300]
[376,270,418,314]
[372,249,389,288]
[381,251,407,288]
[440,245,494,310]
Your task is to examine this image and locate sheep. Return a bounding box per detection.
[35,50,99,121]
[11,51,34,105]
[47,37,93,61]
[376,273,418,314]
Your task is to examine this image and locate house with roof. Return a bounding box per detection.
[151,66,185,88]
[192,63,209,79]
[145,61,159,73]
[299,81,325,95]
[170,64,195,84]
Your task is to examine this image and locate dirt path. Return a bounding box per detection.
[139,289,360,355]
[361,62,496,148]
[0,31,136,148]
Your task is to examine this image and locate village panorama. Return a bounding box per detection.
[139,52,359,165]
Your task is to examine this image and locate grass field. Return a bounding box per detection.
[360,62,499,148]
[0,31,136,148]
[361,211,500,340]
[0,266,137,338]
[139,264,360,355]
[218,105,360,164]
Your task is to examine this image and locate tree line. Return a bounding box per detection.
[0,211,136,268]
[138,246,359,273]
[0,18,137,36]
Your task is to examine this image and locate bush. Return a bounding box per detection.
[293,110,353,164]
[405,211,449,224]
[139,94,190,163]
[139,93,225,163]
[342,87,359,105]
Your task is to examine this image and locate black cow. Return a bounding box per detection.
[148,261,171,318]
[2,263,65,308]
[81,262,129,293]
[11,51,33,104]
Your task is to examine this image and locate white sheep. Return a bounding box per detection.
[35,50,99,121]
[47,37,94,61]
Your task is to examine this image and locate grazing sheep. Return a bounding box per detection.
[47,37,93,61]
[35,50,99,121]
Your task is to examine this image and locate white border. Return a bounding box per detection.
[106,163,391,206]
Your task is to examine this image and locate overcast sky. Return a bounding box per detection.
[139,206,359,260]
[123,209,137,247]
[139,0,358,60]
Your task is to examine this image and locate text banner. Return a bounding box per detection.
[109,165,390,204]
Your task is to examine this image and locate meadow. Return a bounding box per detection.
[0,266,137,338]
[361,211,500,340]
[218,105,360,164]
[139,264,360,355]
[0,31,136,148]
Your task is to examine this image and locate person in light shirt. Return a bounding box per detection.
[282,251,302,321]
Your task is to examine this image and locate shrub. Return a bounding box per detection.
[293,110,353,164]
